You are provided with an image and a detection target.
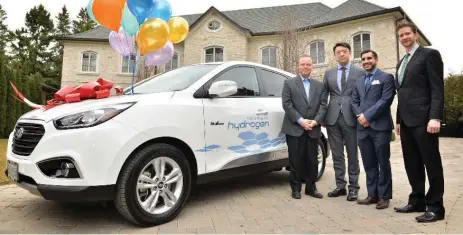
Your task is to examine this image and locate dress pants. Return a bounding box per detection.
[400,121,445,214]
[286,131,318,192]
[358,128,392,200]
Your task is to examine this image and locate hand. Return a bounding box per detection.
[395,124,400,136]
[309,120,318,128]
[427,119,441,134]
[357,114,369,127]
[300,119,312,131]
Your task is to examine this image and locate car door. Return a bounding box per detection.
[255,67,291,161]
[201,65,274,173]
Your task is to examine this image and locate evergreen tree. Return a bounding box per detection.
[72,7,97,34]
[0,51,7,138]
[0,4,9,54]
[51,5,72,86]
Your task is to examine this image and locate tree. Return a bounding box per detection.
[52,5,72,84]
[72,8,97,34]
[0,4,9,54]
[444,71,463,123]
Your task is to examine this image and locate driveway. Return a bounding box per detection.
[0,137,462,234]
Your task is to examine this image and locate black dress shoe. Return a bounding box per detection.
[305,189,323,199]
[292,191,301,199]
[347,190,358,201]
[394,204,426,213]
[415,212,444,223]
[327,188,347,197]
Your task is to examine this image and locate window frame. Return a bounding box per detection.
[204,46,224,63]
[255,67,290,97]
[352,32,372,59]
[260,46,277,68]
[307,40,325,65]
[120,53,137,74]
[164,52,179,72]
[80,51,98,73]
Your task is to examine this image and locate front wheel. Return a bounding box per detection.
[114,143,192,227]
[316,138,327,181]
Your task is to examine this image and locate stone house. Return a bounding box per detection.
[57,0,432,121]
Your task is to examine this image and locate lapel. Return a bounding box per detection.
[395,58,403,88]
[358,75,366,98]
[295,77,309,105]
[330,69,341,95]
[341,65,357,95]
[307,80,316,104]
[401,46,423,87]
[365,69,380,95]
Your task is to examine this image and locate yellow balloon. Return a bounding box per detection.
[138,18,170,53]
[135,31,147,55]
[168,17,189,44]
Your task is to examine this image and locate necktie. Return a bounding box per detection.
[303,78,310,98]
[399,53,410,85]
[365,74,372,91]
[341,67,346,91]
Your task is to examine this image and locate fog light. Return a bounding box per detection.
[61,162,74,177]
[37,157,81,179]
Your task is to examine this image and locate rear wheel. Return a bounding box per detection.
[114,143,192,226]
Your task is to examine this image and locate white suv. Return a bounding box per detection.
[5,61,330,226]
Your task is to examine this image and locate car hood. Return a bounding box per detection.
[19,92,174,122]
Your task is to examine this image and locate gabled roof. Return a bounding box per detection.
[59,0,431,45]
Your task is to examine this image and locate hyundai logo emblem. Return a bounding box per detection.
[15,127,24,139]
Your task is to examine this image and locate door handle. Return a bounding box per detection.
[256,109,268,115]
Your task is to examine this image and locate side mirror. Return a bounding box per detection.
[208,80,237,98]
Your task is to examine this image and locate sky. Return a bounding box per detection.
[1,0,462,75]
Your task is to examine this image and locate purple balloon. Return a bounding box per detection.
[109,29,135,57]
[145,41,174,66]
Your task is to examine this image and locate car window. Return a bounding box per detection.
[259,69,288,97]
[214,67,260,97]
[123,64,219,94]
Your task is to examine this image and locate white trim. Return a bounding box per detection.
[203,45,225,63]
[205,19,222,33]
[79,51,99,73]
[306,40,326,65]
[351,31,373,59]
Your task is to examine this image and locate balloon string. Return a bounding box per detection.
[131,55,136,95]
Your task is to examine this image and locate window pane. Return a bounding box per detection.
[354,34,361,43]
[89,53,97,72]
[206,48,213,54]
[172,55,178,69]
[259,69,287,97]
[215,53,223,62]
[362,33,370,41]
[215,67,259,96]
[262,48,269,57]
[310,43,318,64]
[205,54,213,63]
[215,47,223,54]
[318,41,325,63]
[262,54,269,65]
[354,40,361,58]
[270,48,276,67]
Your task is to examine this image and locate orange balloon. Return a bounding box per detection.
[168,17,189,44]
[92,0,126,31]
[138,18,170,53]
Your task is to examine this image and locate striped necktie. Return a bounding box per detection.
[399,53,410,85]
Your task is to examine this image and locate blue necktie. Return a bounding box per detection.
[365,74,372,91]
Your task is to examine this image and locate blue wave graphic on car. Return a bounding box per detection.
[195,131,286,153]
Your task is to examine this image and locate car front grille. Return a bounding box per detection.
[12,122,45,156]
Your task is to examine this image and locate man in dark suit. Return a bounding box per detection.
[281,54,328,199]
[351,50,396,210]
[322,42,365,201]
[394,21,445,223]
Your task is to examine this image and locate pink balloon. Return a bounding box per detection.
[145,41,174,66]
[109,29,135,57]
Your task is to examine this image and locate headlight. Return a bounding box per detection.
[53,102,135,130]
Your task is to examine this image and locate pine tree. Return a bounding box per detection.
[72,7,97,34]
[52,5,72,84]
[0,4,9,54]
[0,51,7,138]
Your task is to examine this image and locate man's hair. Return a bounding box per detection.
[333,42,351,53]
[360,49,378,59]
[396,21,418,33]
[299,54,313,61]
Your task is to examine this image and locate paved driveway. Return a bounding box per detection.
[0,137,462,234]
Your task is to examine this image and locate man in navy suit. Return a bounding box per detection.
[351,50,396,209]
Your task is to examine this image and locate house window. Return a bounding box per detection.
[261,47,277,67]
[207,20,221,31]
[165,53,179,72]
[121,53,137,74]
[353,33,371,59]
[205,47,223,63]
[309,41,325,64]
[81,51,97,72]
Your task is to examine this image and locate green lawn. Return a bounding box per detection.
[0,139,8,185]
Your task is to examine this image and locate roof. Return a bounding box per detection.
[59,0,431,45]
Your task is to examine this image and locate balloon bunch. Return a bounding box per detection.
[87,0,189,67]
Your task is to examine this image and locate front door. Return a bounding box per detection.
[202,66,272,173]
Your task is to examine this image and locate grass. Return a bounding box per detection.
[0,139,8,185]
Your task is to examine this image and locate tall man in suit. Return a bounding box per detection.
[394,22,445,223]
[281,55,328,199]
[322,42,365,201]
[351,50,396,209]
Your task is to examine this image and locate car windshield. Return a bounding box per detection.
[123,64,220,94]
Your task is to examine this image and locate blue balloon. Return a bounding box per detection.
[121,4,140,36]
[147,0,172,22]
[86,0,99,24]
[127,0,155,24]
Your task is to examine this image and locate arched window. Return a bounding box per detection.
[204,46,224,63]
[165,53,179,72]
[81,51,98,72]
[308,40,325,64]
[261,46,277,67]
[353,33,371,59]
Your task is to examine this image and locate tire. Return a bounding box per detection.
[114,143,192,227]
[316,138,327,181]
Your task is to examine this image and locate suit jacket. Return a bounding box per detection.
[281,76,327,138]
[395,46,444,127]
[351,68,396,132]
[322,64,365,127]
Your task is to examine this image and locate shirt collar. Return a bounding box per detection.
[407,43,420,57]
[337,62,351,70]
[300,75,311,82]
[365,68,378,77]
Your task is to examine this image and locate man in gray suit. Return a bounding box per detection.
[322,42,364,201]
[281,55,328,199]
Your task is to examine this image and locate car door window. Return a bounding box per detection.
[258,69,288,97]
[214,67,260,97]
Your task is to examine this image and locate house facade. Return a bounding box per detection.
[58,0,431,122]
